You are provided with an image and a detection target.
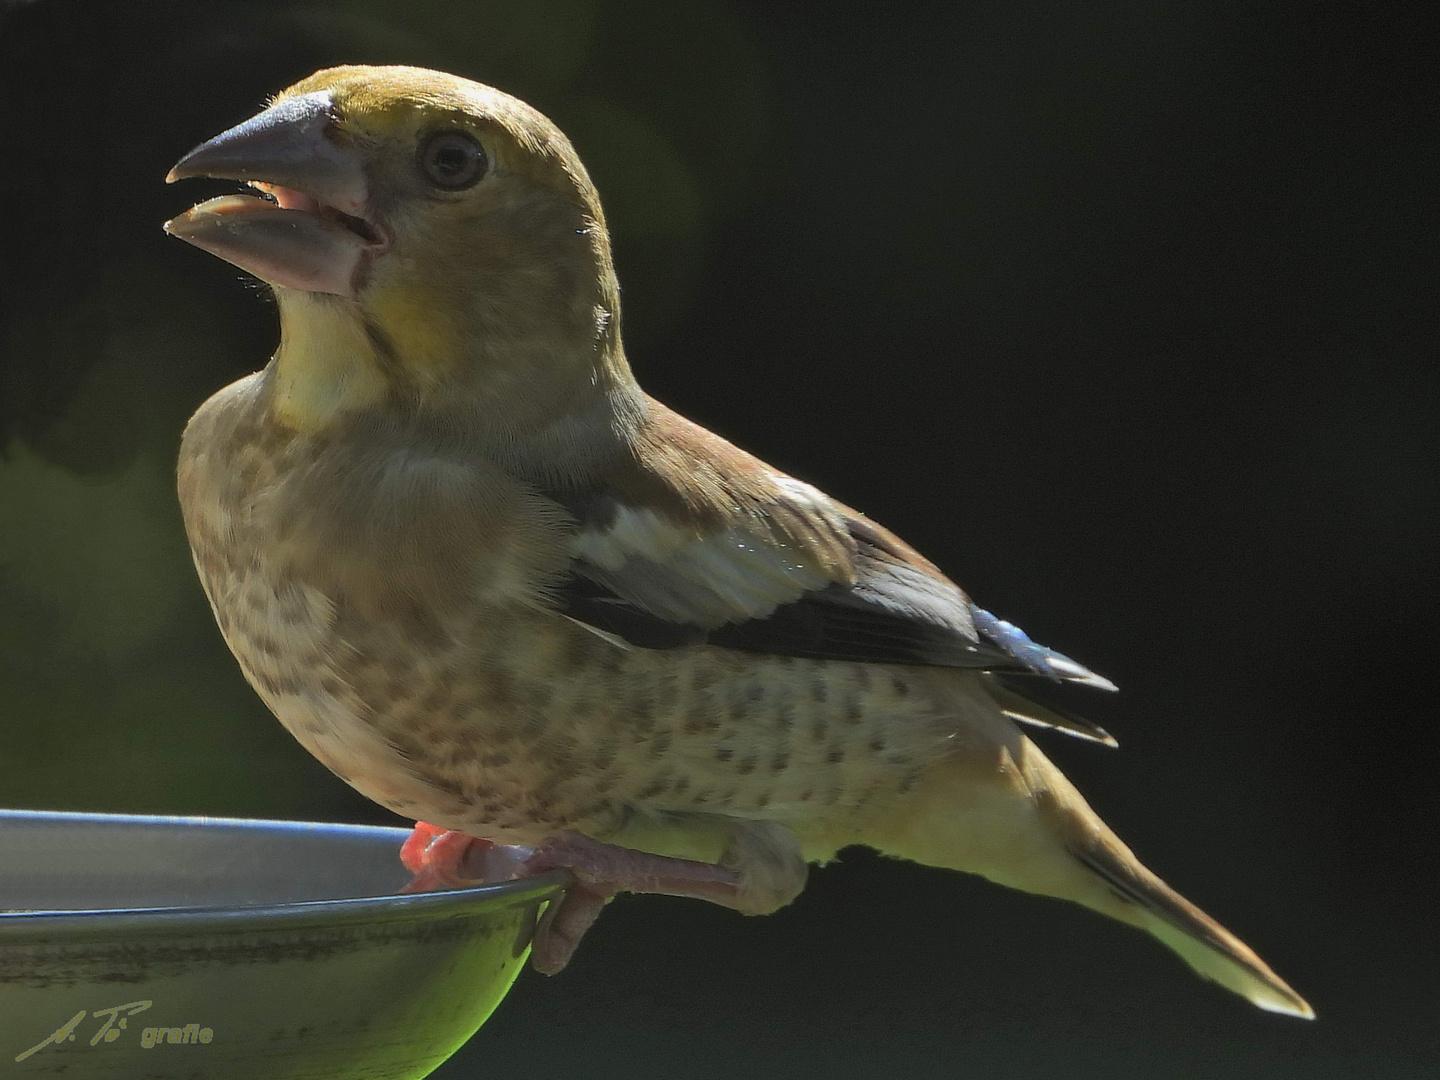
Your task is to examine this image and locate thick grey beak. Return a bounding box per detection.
[166,90,368,216]
[164,90,382,298]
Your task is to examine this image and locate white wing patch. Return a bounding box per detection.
[571,505,690,569]
[571,507,834,627]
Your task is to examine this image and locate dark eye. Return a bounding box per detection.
[418,131,487,190]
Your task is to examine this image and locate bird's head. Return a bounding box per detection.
[167,66,635,445]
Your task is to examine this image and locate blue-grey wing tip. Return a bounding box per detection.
[970,605,1118,691]
[1043,654,1119,692]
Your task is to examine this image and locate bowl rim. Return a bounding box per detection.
[0,809,569,942]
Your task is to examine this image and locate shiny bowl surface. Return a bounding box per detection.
[0,809,565,1079]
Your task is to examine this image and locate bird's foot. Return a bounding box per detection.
[398,822,741,973]
[399,822,536,891]
[521,831,745,974]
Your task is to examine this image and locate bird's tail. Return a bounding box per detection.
[866,719,1313,1018]
[1041,775,1315,1018]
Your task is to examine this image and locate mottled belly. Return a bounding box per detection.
[204,558,969,851]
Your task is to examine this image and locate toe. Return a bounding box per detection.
[399,821,449,874]
[401,829,496,891]
[529,884,614,975]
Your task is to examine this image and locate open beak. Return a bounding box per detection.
[164,91,386,298]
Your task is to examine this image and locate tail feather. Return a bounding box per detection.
[1065,821,1314,1018]
[986,677,1118,747]
[866,707,1314,1018]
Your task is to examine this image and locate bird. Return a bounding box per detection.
[164,64,1312,1017]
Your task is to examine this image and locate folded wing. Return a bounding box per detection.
[550,399,1115,738]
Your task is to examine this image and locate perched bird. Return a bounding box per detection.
[165,65,1311,1017]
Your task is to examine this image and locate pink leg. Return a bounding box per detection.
[399,823,742,973]
[522,833,743,974]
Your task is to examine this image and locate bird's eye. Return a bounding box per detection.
[418,131,487,190]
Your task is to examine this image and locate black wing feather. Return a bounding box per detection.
[558,549,1109,687]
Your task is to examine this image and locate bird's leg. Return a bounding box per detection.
[398,823,745,973]
[523,831,741,905]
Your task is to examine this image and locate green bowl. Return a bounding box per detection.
[0,809,566,1079]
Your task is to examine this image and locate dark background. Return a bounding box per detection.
[1,0,1435,1076]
